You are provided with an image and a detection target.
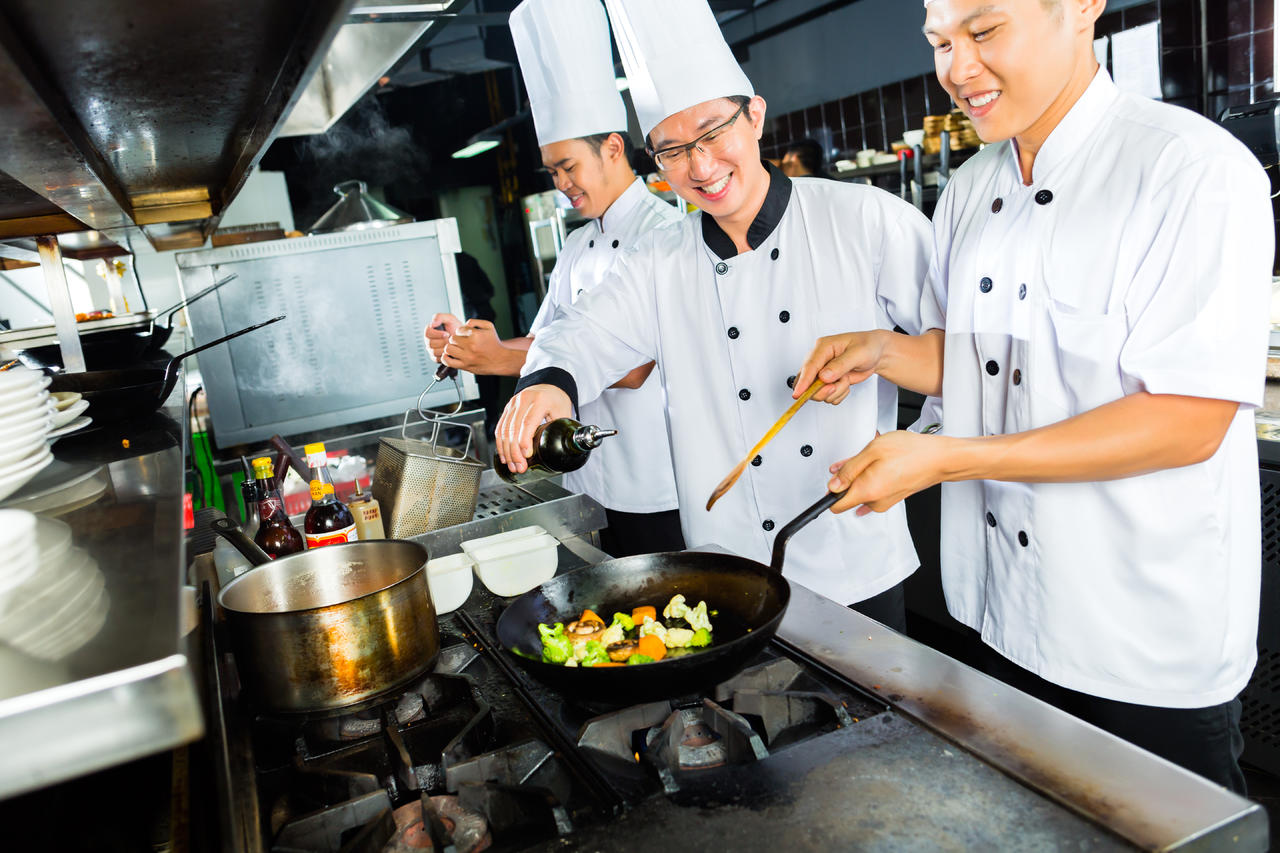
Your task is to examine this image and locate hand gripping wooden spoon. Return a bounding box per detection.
[706,379,825,511]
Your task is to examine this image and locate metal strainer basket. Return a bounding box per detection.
[372,379,485,538]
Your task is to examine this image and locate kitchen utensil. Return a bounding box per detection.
[142,272,238,355]
[706,379,824,510]
[211,517,440,714]
[496,489,845,705]
[468,532,559,596]
[308,180,413,234]
[425,552,474,614]
[49,315,285,422]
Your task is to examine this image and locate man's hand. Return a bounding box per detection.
[442,320,524,376]
[826,430,952,515]
[424,313,462,363]
[794,331,888,405]
[496,384,573,473]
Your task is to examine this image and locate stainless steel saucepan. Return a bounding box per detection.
[211,518,439,714]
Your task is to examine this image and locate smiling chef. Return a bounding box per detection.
[496,0,934,629]
[794,0,1273,790]
[427,0,685,559]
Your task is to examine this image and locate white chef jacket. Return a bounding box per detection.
[922,69,1273,708]
[528,178,683,513]
[523,164,931,604]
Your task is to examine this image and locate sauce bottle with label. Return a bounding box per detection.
[493,418,618,485]
[303,442,358,547]
[251,457,305,559]
[347,479,385,540]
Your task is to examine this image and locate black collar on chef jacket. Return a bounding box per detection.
[700,160,793,260]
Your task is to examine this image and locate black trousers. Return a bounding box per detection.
[847,580,907,633]
[977,639,1246,794]
[599,508,686,558]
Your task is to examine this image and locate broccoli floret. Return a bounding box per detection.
[689,627,712,647]
[611,612,635,631]
[538,622,573,664]
[627,654,655,665]
[580,640,609,667]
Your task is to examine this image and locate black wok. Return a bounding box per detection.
[495,489,843,704]
[50,315,285,422]
[143,273,238,356]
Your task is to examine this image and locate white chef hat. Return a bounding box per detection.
[604,0,755,140]
[510,0,629,147]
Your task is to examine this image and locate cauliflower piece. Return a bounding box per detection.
[663,594,687,620]
[638,619,667,644]
[665,627,695,648]
[683,600,712,633]
[599,623,625,647]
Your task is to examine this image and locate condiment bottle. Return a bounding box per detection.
[251,457,305,558]
[213,470,264,584]
[347,479,385,541]
[303,442,358,547]
[494,418,617,485]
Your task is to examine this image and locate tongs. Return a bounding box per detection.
[706,379,825,511]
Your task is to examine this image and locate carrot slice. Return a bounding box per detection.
[631,605,657,624]
[581,608,603,625]
[587,661,624,667]
[637,634,666,661]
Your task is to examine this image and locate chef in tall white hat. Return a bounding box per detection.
[496,0,934,628]
[793,0,1272,790]
[425,0,685,557]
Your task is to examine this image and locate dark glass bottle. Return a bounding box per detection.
[251,456,305,559]
[494,418,618,485]
[303,442,358,548]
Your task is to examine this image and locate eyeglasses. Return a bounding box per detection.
[648,103,747,171]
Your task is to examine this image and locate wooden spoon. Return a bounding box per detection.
[706,379,825,511]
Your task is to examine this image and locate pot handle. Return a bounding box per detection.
[210,517,272,566]
[769,489,848,573]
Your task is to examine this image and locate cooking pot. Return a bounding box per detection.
[211,518,439,714]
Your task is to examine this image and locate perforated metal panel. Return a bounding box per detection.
[1241,466,1280,775]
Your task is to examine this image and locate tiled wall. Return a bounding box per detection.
[762,0,1278,162]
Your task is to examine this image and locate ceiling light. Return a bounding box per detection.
[451,138,501,159]
[615,77,629,92]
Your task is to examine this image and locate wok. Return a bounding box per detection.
[212,518,440,714]
[49,315,284,422]
[495,489,844,704]
[17,274,237,370]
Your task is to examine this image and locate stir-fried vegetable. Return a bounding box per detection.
[537,595,715,667]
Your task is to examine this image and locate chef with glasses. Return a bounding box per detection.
[496,0,934,628]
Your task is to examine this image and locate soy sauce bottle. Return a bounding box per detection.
[251,457,305,558]
[494,418,618,485]
[303,442,358,547]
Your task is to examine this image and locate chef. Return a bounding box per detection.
[496,0,933,628]
[794,0,1272,790]
[425,0,684,558]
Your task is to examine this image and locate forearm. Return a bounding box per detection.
[942,392,1238,484]
[877,328,944,396]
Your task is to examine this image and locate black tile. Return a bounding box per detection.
[1226,0,1253,39]
[804,105,823,136]
[924,73,950,115]
[1165,94,1200,111]
[885,110,906,144]
[1205,39,1230,92]
[1123,2,1159,28]
[838,95,862,133]
[1162,46,1205,100]
[862,88,884,125]
[1259,0,1274,32]
[1097,10,1124,38]
[903,75,927,116]
[1207,90,1234,120]
[862,122,884,152]
[906,111,927,133]
[822,100,843,136]
[881,80,906,128]
[1255,80,1277,102]
[1159,0,1202,47]
[1257,29,1275,88]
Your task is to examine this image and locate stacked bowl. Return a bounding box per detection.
[0,366,56,502]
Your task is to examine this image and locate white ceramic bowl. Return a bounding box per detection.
[426,552,475,614]
[0,403,53,441]
[902,129,926,146]
[0,394,51,426]
[469,533,559,597]
[460,525,546,558]
[50,391,82,412]
[50,398,89,429]
[0,507,36,550]
[0,432,47,468]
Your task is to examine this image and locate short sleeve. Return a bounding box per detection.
[1119,151,1273,407]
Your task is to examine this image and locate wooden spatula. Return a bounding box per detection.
[706,379,825,511]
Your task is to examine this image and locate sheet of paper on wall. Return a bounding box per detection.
[1093,35,1109,69]
[1111,22,1162,100]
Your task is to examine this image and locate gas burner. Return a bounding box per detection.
[311,692,428,743]
[384,795,492,853]
[645,700,767,793]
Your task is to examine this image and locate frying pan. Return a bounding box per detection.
[17,274,237,370]
[50,315,285,422]
[495,489,844,704]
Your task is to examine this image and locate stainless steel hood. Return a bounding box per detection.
[0,0,355,251]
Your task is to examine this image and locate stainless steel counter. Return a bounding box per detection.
[0,380,203,799]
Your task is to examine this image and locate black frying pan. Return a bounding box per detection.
[142,273,238,356]
[50,315,285,422]
[495,489,843,704]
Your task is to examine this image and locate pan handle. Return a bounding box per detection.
[769,489,848,573]
[210,517,272,566]
[159,314,286,399]
[162,273,238,327]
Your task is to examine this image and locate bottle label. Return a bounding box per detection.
[309,480,336,500]
[305,523,358,548]
[258,495,284,519]
[357,504,380,522]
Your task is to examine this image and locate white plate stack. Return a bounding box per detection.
[49,391,92,439]
[0,511,108,661]
[0,366,56,502]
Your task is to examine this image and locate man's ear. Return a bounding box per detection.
[605,132,627,163]
[1073,0,1107,33]
[749,95,768,138]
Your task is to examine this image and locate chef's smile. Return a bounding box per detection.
[961,88,1001,118]
[694,172,733,201]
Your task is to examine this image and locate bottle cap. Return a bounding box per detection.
[303,442,327,467]
[251,456,274,477]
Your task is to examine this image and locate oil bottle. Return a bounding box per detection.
[493,418,617,485]
[251,457,305,558]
